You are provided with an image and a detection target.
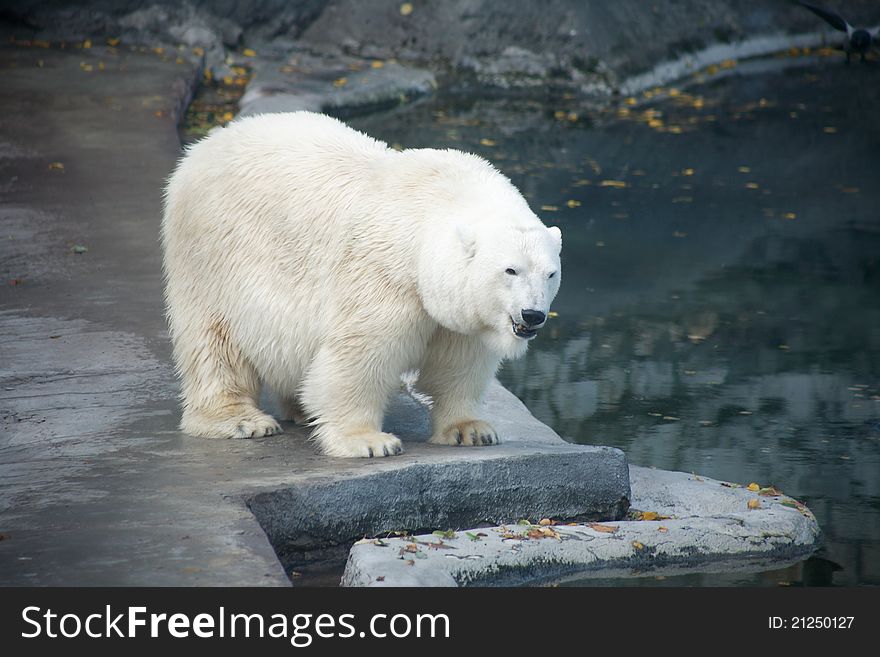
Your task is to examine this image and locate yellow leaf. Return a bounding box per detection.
[479,138,496,146]
[333,77,348,87]
[625,97,637,106]
[588,523,618,534]
[823,126,837,134]
[747,483,760,492]
[203,69,213,81]
[681,168,695,176]
[566,199,581,208]
[48,162,64,171]
[632,541,645,550]
[599,180,628,188]
[783,212,797,220]
[747,498,761,510]
[538,518,552,526]
[242,48,257,57]
[192,46,205,57]
[371,60,385,69]
[400,2,414,16]
[745,182,759,189]
[82,39,92,49]
[641,511,659,521]
[222,75,233,86]
[548,311,558,318]
[222,111,234,122]
[737,166,751,173]
[107,37,120,47]
[658,526,668,533]
[152,46,164,55]
[540,205,559,212]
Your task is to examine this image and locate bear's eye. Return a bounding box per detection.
[548,271,556,279]
[505,268,518,276]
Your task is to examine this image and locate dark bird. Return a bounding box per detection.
[798,1,880,63]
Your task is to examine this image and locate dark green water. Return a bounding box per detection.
[350,58,880,586]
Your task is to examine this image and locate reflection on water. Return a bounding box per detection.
[350,58,880,586]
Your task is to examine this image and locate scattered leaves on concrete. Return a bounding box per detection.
[587,523,618,534]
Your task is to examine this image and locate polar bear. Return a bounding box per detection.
[162,111,561,458]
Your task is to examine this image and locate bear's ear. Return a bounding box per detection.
[456,223,477,260]
[547,226,562,252]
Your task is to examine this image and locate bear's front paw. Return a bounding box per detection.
[430,420,499,447]
[316,430,404,458]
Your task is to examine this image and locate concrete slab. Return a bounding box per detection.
[0,41,628,586]
[341,467,821,586]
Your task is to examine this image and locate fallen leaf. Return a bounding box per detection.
[548,311,559,318]
[107,37,120,47]
[823,126,837,134]
[242,48,256,57]
[371,60,385,69]
[737,166,751,173]
[404,559,415,566]
[658,526,668,533]
[599,180,628,188]
[48,162,64,171]
[566,199,581,208]
[465,532,486,541]
[681,168,695,176]
[783,212,797,220]
[632,541,645,550]
[479,138,496,146]
[759,486,785,497]
[70,244,88,254]
[399,2,414,16]
[641,511,659,521]
[747,498,761,510]
[747,483,760,492]
[540,205,559,212]
[588,523,618,534]
[538,518,553,526]
[332,77,348,87]
[83,39,92,49]
[432,529,456,539]
[376,576,385,582]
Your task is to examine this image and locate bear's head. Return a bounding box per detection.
[420,209,562,360]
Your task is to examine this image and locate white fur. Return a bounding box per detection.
[161,111,562,458]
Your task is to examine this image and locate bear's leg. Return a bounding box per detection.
[175,319,281,439]
[279,394,310,425]
[300,332,425,458]
[417,329,501,447]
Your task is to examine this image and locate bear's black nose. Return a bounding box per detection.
[521,309,546,326]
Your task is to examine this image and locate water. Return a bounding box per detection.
[349,57,880,586]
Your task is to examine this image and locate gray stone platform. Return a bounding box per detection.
[341,467,821,587]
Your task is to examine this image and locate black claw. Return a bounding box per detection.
[481,434,489,445]
[471,431,479,445]
[455,431,463,445]
[393,445,403,455]
[367,447,374,458]
[382,445,389,457]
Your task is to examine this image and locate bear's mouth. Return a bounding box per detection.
[510,317,539,340]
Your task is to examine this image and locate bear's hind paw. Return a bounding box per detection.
[430,420,499,447]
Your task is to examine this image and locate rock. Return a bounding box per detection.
[341,466,821,586]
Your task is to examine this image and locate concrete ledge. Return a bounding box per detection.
[245,381,631,571]
[341,467,820,586]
